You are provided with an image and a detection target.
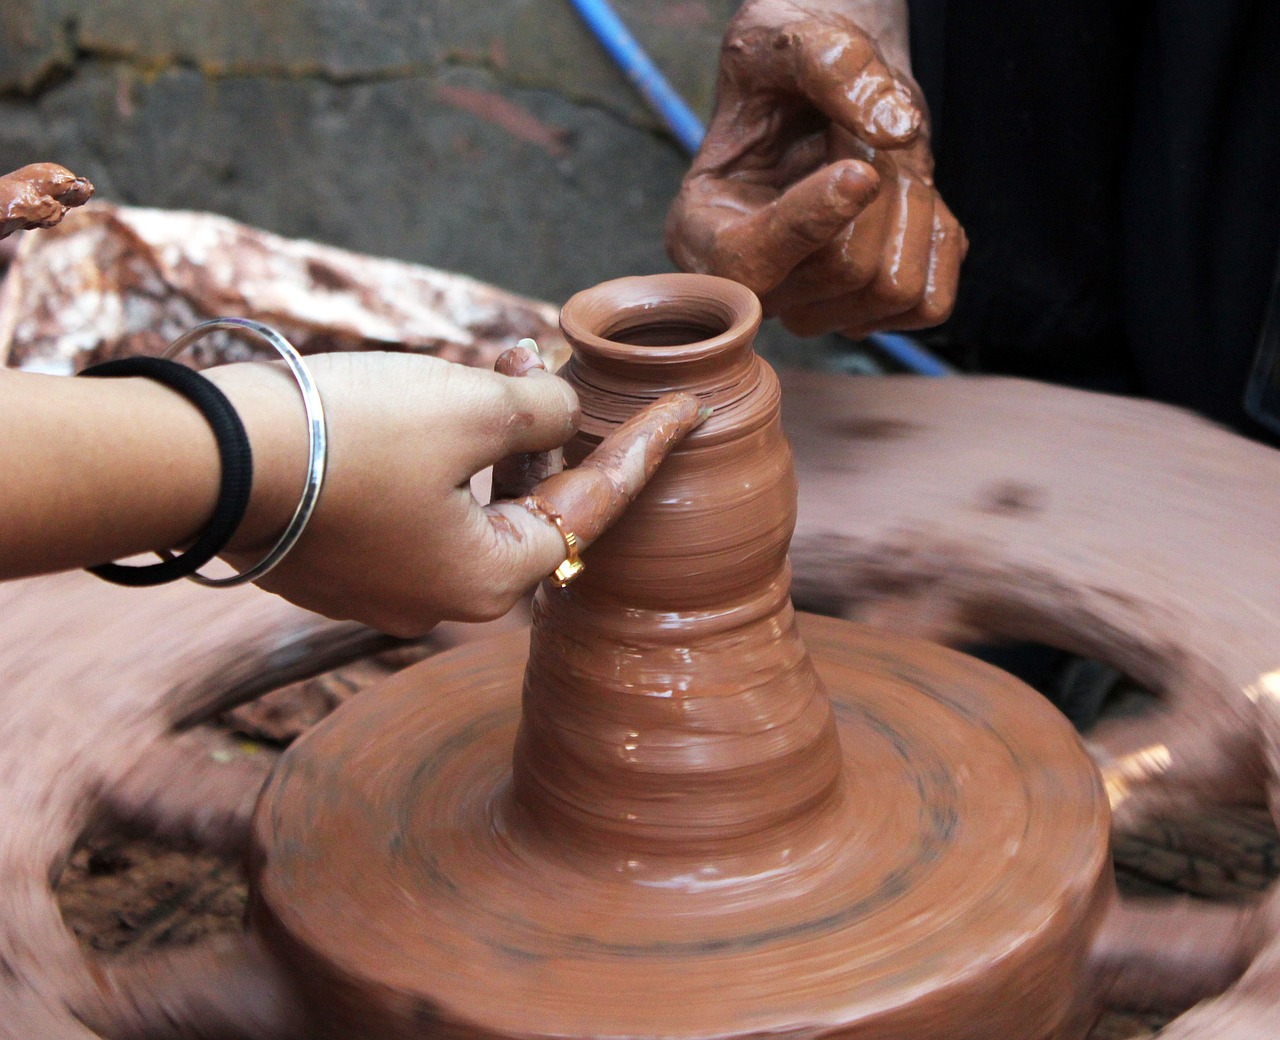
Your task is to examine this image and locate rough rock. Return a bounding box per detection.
[0,1,732,302]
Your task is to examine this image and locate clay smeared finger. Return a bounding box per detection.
[494,342,545,380]
[869,169,935,313]
[920,200,968,324]
[477,392,706,603]
[716,160,880,296]
[718,5,919,149]
[0,163,94,240]
[760,190,890,314]
[794,29,921,148]
[524,391,707,548]
[491,342,565,501]
[768,164,939,336]
[885,201,967,331]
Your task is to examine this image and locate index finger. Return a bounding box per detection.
[478,392,708,603]
[670,159,879,297]
[742,16,921,148]
[792,27,922,148]
[522,391,709,547]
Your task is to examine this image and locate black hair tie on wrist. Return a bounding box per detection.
[77,356,253,587]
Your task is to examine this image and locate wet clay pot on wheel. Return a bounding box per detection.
[249,274,1114,1039]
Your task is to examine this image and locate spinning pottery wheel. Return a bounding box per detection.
[2,274,1279,1039]
[250,275,1108,1039]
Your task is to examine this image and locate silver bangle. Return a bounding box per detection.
[162,318,328,588]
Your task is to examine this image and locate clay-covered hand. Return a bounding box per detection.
[0,163,94,240]
[664,0,966,338]
[490,341,710,544]
[211,351,703,636]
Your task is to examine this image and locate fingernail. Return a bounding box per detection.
[870,91,921,140]
[696,405,714,425]
[832,162,879,206]
[517,336,541,357]
[495,344,547,377]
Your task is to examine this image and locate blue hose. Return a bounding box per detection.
[866,332,953,376]
[567,0,948,377]
[566,0,706,155]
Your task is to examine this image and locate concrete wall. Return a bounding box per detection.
[0,1,734,303]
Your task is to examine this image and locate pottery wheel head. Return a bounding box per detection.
[250,615,1110,1040]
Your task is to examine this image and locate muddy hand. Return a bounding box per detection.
[514,392,708,548]
[489,342,707,583]
[0,163,94,240]
[664,0,965,338]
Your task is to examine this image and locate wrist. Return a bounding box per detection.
[202,362,311,555]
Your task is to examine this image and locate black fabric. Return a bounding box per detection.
[77,356,253,587]
[910,0,1280,431]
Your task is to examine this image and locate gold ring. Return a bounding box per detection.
[522,497,585,587]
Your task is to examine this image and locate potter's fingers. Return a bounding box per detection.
[0,163,93,205]
[491,342,565,501]
[882,199,968,331]
[715,160,880,296]
[760,189,890,314]
[521,391,708,546]
[867,167,935,315]
[448,359,580,484]
[40,164,93,206]
[776,166,933,335]
[477,392,706,602]
[919,199,969,327]
[0,163,95,238]
[793,28,922,149]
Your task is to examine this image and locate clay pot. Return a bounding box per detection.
[511,274,843,862]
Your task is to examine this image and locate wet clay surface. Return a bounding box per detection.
[253,617,1111,1040]
[56,706,1277,1040]
[251,275,1114,1040]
